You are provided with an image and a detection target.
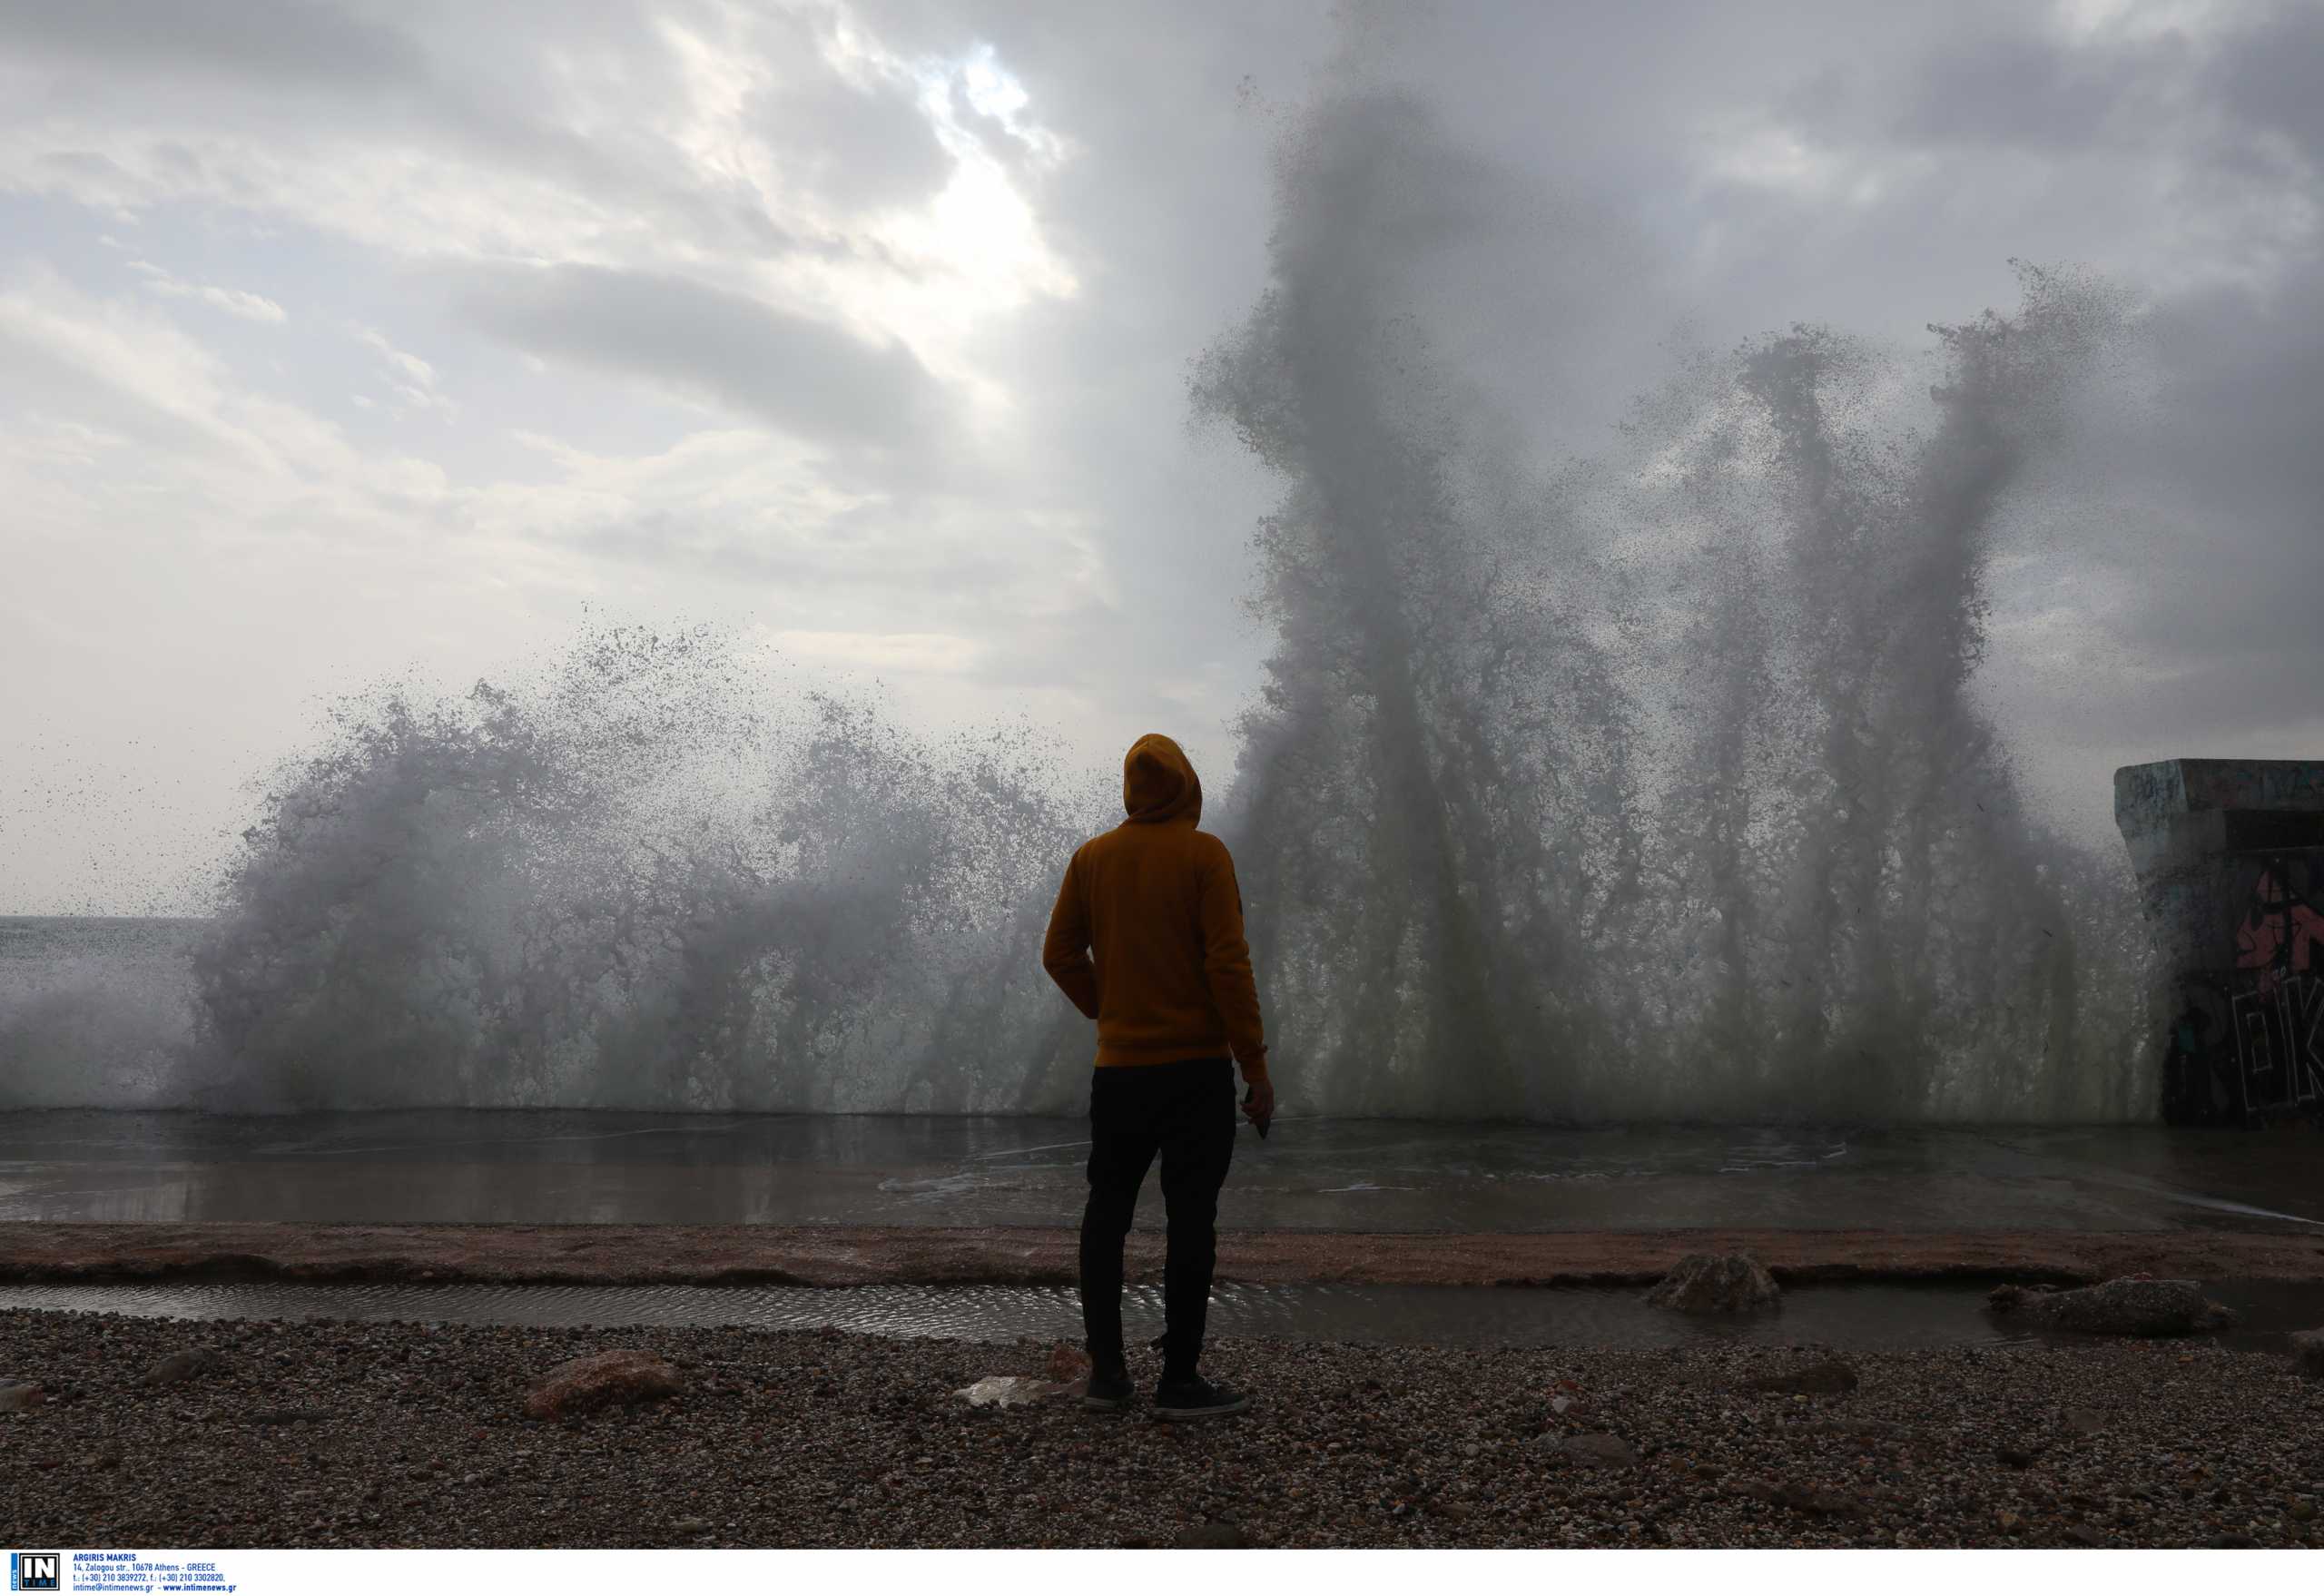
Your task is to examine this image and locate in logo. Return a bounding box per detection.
[9,1554,59,1593]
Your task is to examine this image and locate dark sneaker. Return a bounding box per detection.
[1153,1374,1249,1420]
[1083,1362,1135,1412]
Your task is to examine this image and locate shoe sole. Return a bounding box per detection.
[1153,1397,1250,1421]
[1081,1394,1132,1412]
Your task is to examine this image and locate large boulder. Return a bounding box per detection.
[1646,1253,1780,1313]
[1986,1278,2233,1337]
[2291,1328,2324,1378]
[523,1350,684,1420]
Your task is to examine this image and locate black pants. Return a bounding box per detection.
[1079,1057,1236,1382]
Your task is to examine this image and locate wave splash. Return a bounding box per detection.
[1198,92,2153,1120]
[172,628,1103,1111]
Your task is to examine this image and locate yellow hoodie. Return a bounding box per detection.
[1042,734,1270,1084]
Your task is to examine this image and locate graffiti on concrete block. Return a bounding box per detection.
[2162,853,2324,1123]
[2115,760,2324,1123]
[2227,977,2324,1115]
[2226,855,2324,1117]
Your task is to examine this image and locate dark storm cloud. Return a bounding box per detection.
[2206,0,2324,168]
[448,262,950,452]
[1877,2,2324,178]
[1886,27,2176,152]
[0,0,428,89]
[2065,268,2324,744]
[2012,3,2324,754]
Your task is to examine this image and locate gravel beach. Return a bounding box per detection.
[4,1306,2319,1549]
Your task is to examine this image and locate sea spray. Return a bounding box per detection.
[1192,92,1643,1119]
[179,626,1107,1112]
[0,917,201,1108]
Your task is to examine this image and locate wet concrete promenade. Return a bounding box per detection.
[4,1111,2319,1233]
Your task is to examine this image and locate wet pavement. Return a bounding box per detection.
[1,1110,2318,1232]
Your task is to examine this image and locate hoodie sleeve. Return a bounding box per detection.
[1197,842,1269,1085]
[1041,848,1101,1020]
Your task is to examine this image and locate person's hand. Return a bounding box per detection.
[1241,1077,1275,1128]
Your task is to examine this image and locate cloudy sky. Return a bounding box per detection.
[4,0,2321,913]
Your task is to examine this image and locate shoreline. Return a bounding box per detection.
[5,1221,2324,1288]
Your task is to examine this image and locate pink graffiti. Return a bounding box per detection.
[2235,868,2324,996]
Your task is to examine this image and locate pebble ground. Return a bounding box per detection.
[3,1308,2319,1549]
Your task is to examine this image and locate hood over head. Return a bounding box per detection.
[1122,734,1202,825]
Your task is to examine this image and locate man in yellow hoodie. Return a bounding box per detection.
[1043,733,1273,1418]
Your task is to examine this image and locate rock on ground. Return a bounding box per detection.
[2292,1329,2324,1379]
[1730,1478,1866,1516]
[957,1375,1071,1409]
[1546,1433,1638,1469]
[1646,1253,1781,1314]
[141,1349,222,1386]
[1740,1357,1859,1396]
[522,1349,684,1420]
[1987,1278,2233,1337]
[1172,1522,1254,1548]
